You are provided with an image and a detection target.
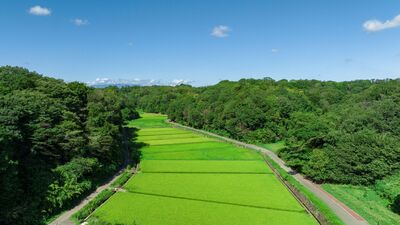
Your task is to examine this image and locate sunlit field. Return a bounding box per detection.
[91,113,317,225]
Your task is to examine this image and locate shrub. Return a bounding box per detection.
[375,171,400,202]
[110,170,132,188]
[392,195,400,214]
[375,171,400,214]
[71,189,114,223]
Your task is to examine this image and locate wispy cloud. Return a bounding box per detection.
[271,48,279,53]
[28,5,51,16]
[170,79,192,86]
[87,78,193,87]
[344,58,353,63]
[72,18,89,26]
[363,14,400,32]
[211,25,231,38]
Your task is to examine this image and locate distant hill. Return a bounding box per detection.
[87,77,192,88]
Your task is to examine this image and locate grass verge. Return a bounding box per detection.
[71,189,115,224]
[71,169,134,224]
[110,169,133,189]
[322,184,400,225]
[263,156,345,225]
[257,141,286,153]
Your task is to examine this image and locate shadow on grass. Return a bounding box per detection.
[126,190,306,214]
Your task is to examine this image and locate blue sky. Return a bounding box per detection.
[1,0,400,86]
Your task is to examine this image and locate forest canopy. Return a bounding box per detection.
[1,66,400,223]
[0,66,138,225]
[120,77,400,211]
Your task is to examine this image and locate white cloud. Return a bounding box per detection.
[271,48,279,53]
[363,14,400,32]
[87,78,193,87]
[170,79,192,86]
[211,25,231,38]
[29,5,51,16]
[72,18,89,26]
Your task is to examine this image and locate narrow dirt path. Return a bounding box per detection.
[168,121,369,225]
[48,169,125,225]
[49,127,135,225]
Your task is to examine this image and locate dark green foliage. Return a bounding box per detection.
[0,66,138,225]
[393,195,400,214]
[121,107,139,121]
[375,171,400,212]
[47,158,100,210]
[121,77,400,214]
[302,150,331,181]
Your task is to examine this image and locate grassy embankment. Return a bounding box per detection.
[322,184,400,225]
[261,137,400,225]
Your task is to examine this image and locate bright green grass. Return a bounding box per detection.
[128,113,170,128]
[142,148,264,160]
[258,141,286,153]
[137,128,192,136]
[322,184,400,225]
[91,113,317,225]
[138,127,179,132]
[91,192,317,225]
[138,137,214,146]
[140,142,263,160]
[125,173,304,212]
[137,133,201,141]
[140,160,271,173]
[138,130,192,136]
[141,141,249,153]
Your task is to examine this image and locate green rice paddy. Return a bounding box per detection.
[90,113,318,225]
[127,113,170,128]
[140,141,262,160]
[140,160,271,173]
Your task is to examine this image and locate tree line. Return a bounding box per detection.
[120,77,400,213]
[1,66,398,222]
[0,66,138,225]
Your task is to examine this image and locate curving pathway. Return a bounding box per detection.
[48,169,126,225]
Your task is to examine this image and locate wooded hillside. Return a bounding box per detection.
[120,78,400,213]
[0,66,138,225]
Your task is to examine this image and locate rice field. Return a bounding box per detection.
[90,113,318,225]
[140,160,271,173]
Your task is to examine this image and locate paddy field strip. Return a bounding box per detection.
[90,113,318,225]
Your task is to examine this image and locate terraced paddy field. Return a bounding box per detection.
[90,113,318,225]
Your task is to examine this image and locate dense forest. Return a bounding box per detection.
[0,66,138,225]
[1,66,399,224]
[120,77,400,213]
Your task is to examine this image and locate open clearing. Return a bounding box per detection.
[90,113,318,225]
[258,141,286,154]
